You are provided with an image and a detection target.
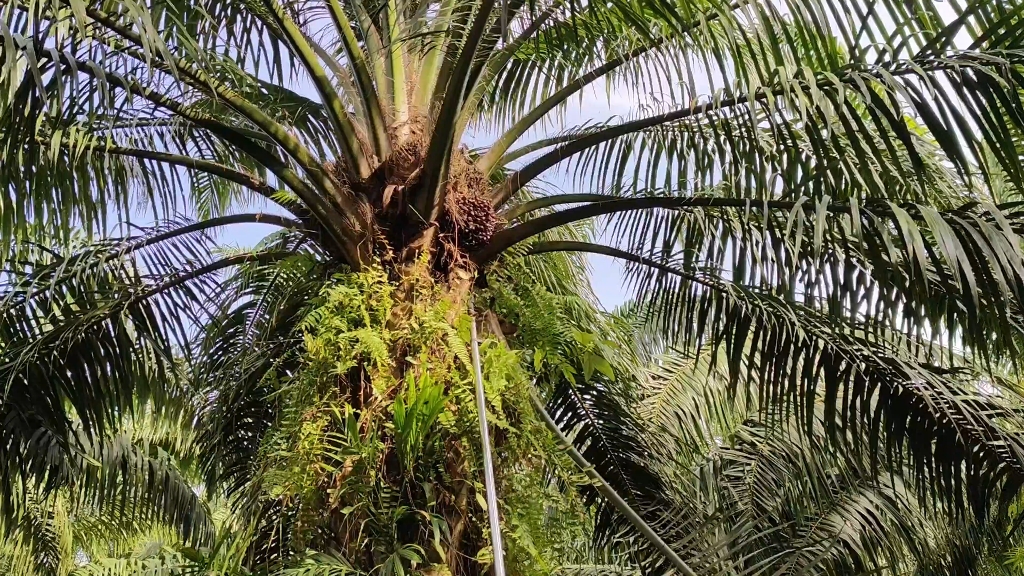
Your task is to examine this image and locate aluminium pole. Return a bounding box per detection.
[468,299,507,576]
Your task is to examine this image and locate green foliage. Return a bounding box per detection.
[9,0,1024,573]
[393,372,448,477]
[236,267,592,575]
[0,398,212,576]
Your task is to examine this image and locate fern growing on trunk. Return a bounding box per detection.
[213,266,596,575]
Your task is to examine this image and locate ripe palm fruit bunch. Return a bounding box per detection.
[437,150,500,252]
[439,191,499,251]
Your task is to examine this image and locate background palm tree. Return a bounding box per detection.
[7,0,1024,573]
[602,346,1024,574]
[10,340,1024,576]
[0,389,212,576]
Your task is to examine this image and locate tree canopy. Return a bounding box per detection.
[5,0,1024,573]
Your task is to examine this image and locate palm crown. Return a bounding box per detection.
[7,0,1024,574]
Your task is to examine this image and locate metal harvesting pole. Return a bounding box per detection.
[469,300,507,576]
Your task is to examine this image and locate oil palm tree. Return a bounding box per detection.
[591,346,1024,575]
[0,392,212,576]
[7,0,1024,573]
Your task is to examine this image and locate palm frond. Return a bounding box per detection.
[194,252,329,496]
